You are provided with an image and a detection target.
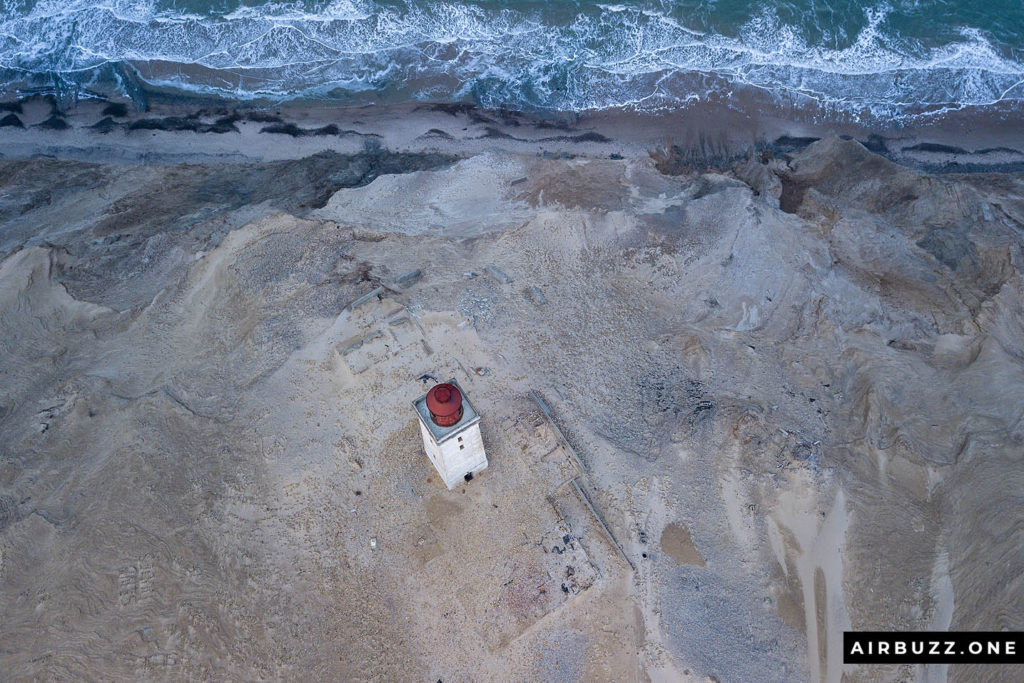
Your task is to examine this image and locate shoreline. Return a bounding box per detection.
[2,94,1023,174]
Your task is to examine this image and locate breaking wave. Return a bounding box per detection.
[1,0,1022,119]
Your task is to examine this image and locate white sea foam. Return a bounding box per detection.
[0,0,1021,118]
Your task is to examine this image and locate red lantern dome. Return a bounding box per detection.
[426,383,464,427]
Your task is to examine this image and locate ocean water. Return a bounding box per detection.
[1,0,1022,119]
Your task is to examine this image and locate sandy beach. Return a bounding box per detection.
[3,94,1024,171]
[1,95,1023,681]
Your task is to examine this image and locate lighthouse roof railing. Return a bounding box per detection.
[413,378,480,443]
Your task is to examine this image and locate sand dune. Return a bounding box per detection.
[0,127,1022,680]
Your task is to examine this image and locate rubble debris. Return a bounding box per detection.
[393,269,423,288]
[348,286,384,310]
[572,479,635,572]
[339,330,383,356]
[526,286,548,306]
[485,265,513,284]
[529,391,586,474]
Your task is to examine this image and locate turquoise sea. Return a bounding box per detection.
[1,0,1022,119]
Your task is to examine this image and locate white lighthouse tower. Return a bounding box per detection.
[413,379,488,489]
